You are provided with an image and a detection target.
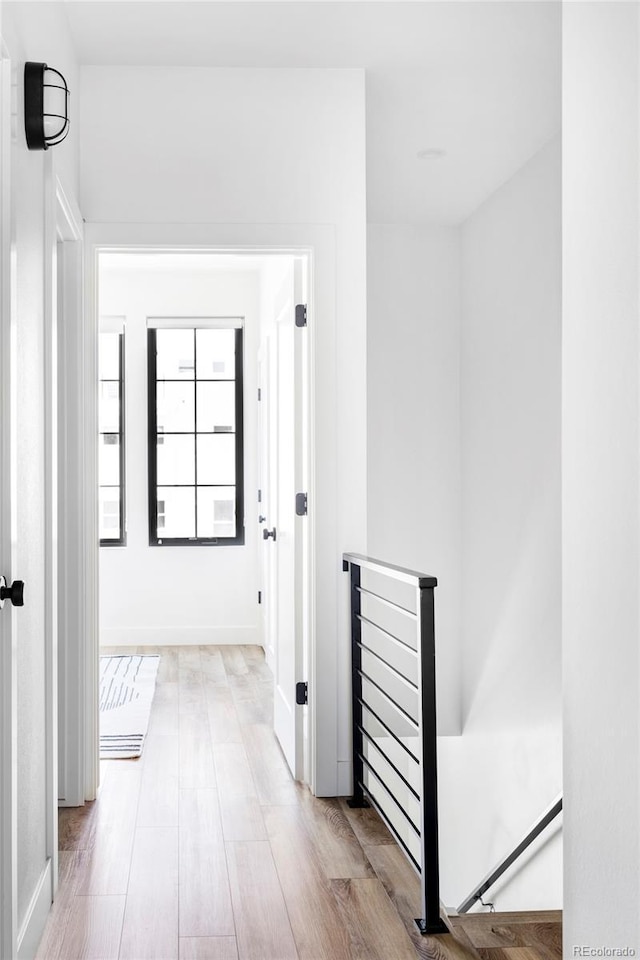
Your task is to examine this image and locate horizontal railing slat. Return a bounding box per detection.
[359,668,419,729]
[358,639,419,691]
[358,613,418,655]
[359,698,420,764]
[358,754,421,836]
[357,785,421,874]
[356,585,417,620]
[357,724,421,801]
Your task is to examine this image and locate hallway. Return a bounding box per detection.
[35,647,559,960]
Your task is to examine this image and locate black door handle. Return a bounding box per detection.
[0,576,25,609]
[263,528,277,541]
[258,515,267,524]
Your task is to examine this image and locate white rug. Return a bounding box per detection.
[99,654,160,759]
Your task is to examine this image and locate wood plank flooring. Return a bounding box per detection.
[38,645,561,960]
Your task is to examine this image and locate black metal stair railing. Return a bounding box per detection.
[343,553,448,936]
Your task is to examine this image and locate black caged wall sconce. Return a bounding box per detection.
[24,61,70,150]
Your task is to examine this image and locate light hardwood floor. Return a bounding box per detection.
[36,645,561,960]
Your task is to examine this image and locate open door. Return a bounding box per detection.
[0,41,18,960]
[259,259,308,780]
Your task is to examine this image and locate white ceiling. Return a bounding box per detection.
[63,1,561,224]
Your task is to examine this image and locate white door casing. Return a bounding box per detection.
[85,223,343,798]
[258,341,275,667]
[51,178,87,809]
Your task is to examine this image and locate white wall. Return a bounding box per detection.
[366,223,462,737]
[80,66,367,796]
[3,2,79,202]
[563,3,640,950]
[1,1,80,950]
[437,138,562,911]
[367,140,562,911]
[99,260,261,646]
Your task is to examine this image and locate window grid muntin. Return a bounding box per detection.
[148,326,245,546]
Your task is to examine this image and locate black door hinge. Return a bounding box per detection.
[295,304,307,328]
[296,681,308,705]
[258,488,262,503]
[258,591,262,605]
[258,387,262,401]
[295,492,308,516]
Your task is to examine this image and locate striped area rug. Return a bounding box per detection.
[99,654,160,759]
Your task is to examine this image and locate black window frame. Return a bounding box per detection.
[99,330,126,547]
[147,325,245,546]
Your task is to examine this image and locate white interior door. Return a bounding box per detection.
[260,260,307,780]
[0,43,18,960]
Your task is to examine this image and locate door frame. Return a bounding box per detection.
[258,336,276,669]
[45,169,88,812]
[84,221,342,795]
[0,36,18,960]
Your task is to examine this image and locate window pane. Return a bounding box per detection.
[197,487,236,538]
[196,328,235,380]
[197,434,236,485]
[197,381,235,433]
[99,332,120,380]
[156,434,195,485]
[99,487,121,541]
[157,487,195,539]
[100,434,121,486]
[156,329,195,380]
[157,381,195,433]
[99,380,120,433]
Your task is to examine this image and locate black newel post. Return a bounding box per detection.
[346,561,368,808]
[415,582,448,934]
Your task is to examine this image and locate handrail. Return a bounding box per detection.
[456,794,563,914]
[342,553,437,589]
[344,553,448,936]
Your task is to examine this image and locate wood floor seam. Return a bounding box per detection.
[42,645,562,960]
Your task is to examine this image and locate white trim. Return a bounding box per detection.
[337,760,352,798]
[85,222,337,795]
[99,314,125,334]
[16,859,53,960]
[0,39,18,960]
[101,625,261,646]
[147,316,244,329]
[54,179,91,807]
[43,152,59,897]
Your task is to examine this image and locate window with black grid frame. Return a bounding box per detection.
[99,330,126,546]
[147,323,245,545]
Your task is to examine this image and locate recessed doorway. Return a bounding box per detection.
[94,249,312,782]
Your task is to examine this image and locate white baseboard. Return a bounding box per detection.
[337,759,353,798]
[99,625,260,646]
[17,858,53,960]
